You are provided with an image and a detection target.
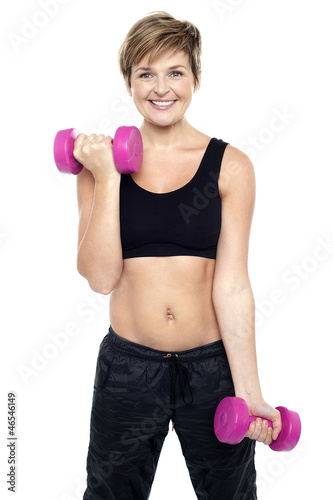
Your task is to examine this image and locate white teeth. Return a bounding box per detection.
[151,100,175,106]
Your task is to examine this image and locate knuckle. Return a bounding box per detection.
[73,133,86,150]
[75,133,86,142]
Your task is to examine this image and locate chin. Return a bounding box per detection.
[145,114,186,128]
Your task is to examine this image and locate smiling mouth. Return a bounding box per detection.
[149,100,176,107]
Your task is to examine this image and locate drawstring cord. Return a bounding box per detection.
[163,353,194,429]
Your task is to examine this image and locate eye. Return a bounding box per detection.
[140,73,153,79]
[170,71,183,77]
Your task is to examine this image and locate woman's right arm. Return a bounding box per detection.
[75,134,123,294]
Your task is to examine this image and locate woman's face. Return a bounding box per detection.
[129,48,201,128]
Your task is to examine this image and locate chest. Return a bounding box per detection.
[118,137,228,259]
[130,146,210,194]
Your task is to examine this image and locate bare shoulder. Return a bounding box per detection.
[188,129,212,151]
[213,144,256,286]
[219,144,255,198]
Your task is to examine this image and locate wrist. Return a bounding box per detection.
[235,391,264,404]
[94,172,121,186]
[234,380,263,403]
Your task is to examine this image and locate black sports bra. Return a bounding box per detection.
[119,137,229,259]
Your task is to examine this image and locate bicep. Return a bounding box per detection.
[213,145,256,292]
[76,167,95,249]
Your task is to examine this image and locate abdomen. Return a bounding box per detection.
[109,256,222,351]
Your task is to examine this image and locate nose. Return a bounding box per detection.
[153,76,170,97]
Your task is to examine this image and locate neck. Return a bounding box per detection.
[139,117,197,150]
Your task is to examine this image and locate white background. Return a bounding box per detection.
[1,0,331,498]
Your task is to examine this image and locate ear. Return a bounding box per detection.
[124,77,132,96]
[194,70,202,93]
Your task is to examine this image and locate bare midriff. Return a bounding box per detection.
[109,255,222,351]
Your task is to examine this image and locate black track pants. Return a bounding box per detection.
[83,325,257,499]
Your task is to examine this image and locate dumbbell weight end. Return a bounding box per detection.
[113,126,143,174]
[268,406,301,451]
[54,128,83,175]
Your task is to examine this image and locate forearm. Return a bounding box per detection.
[77,177,123,293]
[213,285,263,402]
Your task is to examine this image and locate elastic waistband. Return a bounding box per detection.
[106,324,227,361]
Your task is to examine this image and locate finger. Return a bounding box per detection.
[76,134,101,156]
[245,421,256,439]
[84,134,98,145]
[74,133,97,152]
[271,410,282,441]
[102,135,113,143]
[259,420,272,445]
[74,132,88,147]
[246,419,263,441]
[263,425,273,446]
[254,419,266,442]
[253,419,272,443]
[95,134,108,142]
[100,136,113,147]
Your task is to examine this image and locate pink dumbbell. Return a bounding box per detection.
[53,126,143,175]
[214,397,301,451]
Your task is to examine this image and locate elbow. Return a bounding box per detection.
[77,263,123,295]
[89,282,113,295]
[86,274,121,295]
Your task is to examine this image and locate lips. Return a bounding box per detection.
[151,100,175,106]
[149,100,177,109]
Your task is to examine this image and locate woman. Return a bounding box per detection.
[74,11,282,500]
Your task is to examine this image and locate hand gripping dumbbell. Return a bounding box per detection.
[53,126,143,175]
[214,397,301,451]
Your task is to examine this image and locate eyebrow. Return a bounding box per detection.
[134,65,188,73]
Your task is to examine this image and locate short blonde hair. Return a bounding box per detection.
[118,11,202,89]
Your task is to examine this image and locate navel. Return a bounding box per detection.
[166,308,175,320]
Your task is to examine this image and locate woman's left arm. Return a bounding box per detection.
[212,145,282,445]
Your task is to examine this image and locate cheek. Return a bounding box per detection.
[132,83,150,99]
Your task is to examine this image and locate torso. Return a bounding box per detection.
[109,132,227,351]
